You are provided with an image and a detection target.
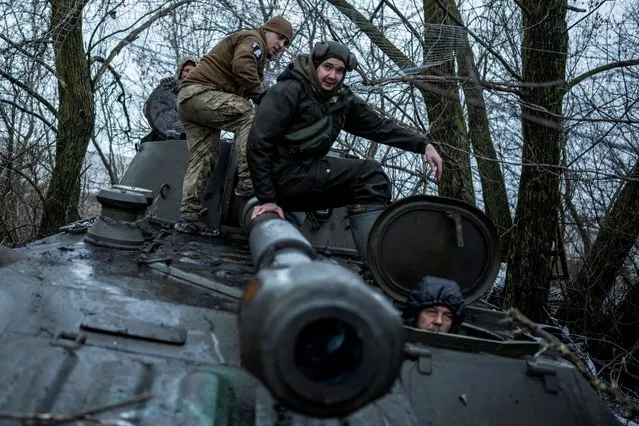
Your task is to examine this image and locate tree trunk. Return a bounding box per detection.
[419,2,474,203]
[39,0,95,237]
[326,0,474,204]
[444,0,513,257]
[0,104,15,244]
[417,67,475,203]
[561,161,639,329]
[615,281,639,355]
[503,1,568,322]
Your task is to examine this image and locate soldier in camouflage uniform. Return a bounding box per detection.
[175,16,295,236]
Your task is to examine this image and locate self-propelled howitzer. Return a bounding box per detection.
[0,83,624,425]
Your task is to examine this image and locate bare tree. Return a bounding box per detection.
[324,0,475,203]
[433,0,514,258]
[502,1,568,321]
[35,0,193,236]
[38,0,96,236]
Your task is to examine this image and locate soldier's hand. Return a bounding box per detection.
[423,143,443,180]
[251,202,285,220]
[160,77,178,92]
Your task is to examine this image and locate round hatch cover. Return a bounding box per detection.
[143,81,184,140]
[367,195,501,305]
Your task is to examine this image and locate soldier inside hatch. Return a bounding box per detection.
[402,276,466,333]
[140,56,199,143]
[246,41,443,220]
[174,16,295,236]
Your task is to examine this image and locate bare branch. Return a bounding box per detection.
[380,0,426,53]
[566,5,587,12]
[433,0,522,80]
[91,136,118,184]
[0,69,59,119]
[566,59,639,92]
[92,0,194,87]
[505,308,639,420]
[0,34,66,88]
[3,166,47,209]
[326,0,415,70]
[0,99,56,131]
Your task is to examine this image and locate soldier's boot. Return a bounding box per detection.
[174,219,220,237]
[174,208,220,237]
[347,204,386,264]
[233,172,255,198]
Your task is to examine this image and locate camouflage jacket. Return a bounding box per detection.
[180,29,268,100]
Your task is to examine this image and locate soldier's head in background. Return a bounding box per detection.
[175,56,200,81]
[402,276,466,333]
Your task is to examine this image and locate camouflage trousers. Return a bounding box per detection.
[177,84,254,220]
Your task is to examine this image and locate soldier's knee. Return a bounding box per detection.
[361,159,384,173]
[378,175,392,202]
[240,108,255,125]
[361,159,387,181]
[360,160,392,201]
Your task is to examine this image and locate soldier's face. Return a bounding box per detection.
[316,58,345,91]
[264,31,289,58]
[180,63,195,80]
[417,306,454,333]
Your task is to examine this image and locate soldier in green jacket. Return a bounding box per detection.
[247,41,443,220]
[175,16,295,236]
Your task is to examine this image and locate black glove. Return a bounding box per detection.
[160,77,178,93]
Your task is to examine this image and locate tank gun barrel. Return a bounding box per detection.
[238,209,405,418]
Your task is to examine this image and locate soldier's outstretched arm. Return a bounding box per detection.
[343,95,427,154]
[343,95,444,179]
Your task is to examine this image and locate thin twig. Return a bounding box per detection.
[0,69,60,119]
[0,392,154,424]
[0,34,66,88]
[504,308,639,420]
[92,0,194,87]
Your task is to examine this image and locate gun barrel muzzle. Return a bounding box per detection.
[239,216,404,418]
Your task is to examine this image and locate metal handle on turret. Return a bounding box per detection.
[447,212,465,248]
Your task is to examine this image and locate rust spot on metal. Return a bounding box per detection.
[242,280,260,302]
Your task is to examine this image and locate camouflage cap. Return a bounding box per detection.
[261,16,294,44]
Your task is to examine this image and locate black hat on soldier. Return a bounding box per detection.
[402,276,466,332]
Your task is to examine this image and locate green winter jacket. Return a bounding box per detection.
[247,54,428,203]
